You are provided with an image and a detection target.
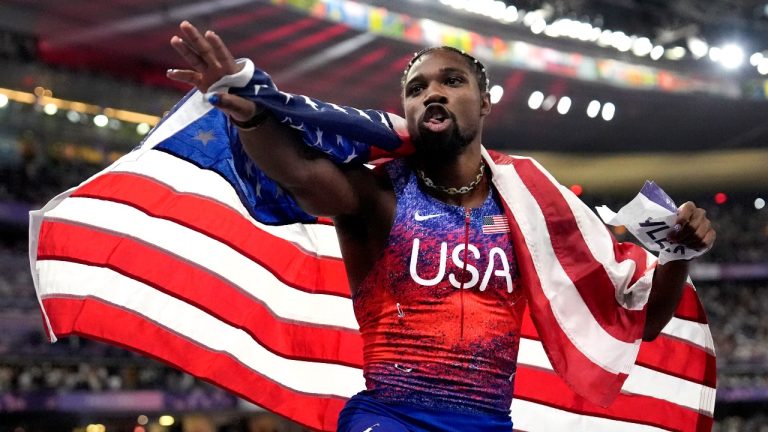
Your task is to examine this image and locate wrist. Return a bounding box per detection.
[230,108,270,131]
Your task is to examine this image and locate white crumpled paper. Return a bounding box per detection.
[595,180,706,264]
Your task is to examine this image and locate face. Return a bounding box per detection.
[402,49,491,162]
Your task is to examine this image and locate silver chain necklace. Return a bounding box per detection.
[417,159,486,195]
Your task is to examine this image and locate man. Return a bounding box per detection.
[167,21,715,431]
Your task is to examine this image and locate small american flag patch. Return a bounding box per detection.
[483,215,510,234]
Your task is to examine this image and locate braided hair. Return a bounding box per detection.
[401,46,490,94]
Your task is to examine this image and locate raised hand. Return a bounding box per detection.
[166,21,259,123]
[667,201,716,252]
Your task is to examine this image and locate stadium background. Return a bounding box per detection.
[0,0,766,430]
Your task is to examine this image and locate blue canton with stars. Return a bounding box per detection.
[152,66,404,225]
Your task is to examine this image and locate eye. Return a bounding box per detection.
[406,83,424,96]
[445,76,464,86]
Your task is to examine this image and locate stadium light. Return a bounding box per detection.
[528,91,544,109]
[94,114,109,127]
[137,122,151,135]
[601,102,615,121]
[758,59,768,75]
[650,45,665,60]
[489,85,504,104]
[556,96,572,114]
[666,46,686,60]
[0,93,8,108]
[631,37,653,57]
[586,100,601,118]
[43,103,58,115]
[750,52,764,66]
[159,415,175,426]
[687,37,709,59]
[720,44,745,69]
[755,198,766,210]
[541,95,557,111]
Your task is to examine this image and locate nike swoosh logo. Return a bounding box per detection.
[414,211,445,221]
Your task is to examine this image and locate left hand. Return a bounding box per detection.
[667,201,716,252]
[166,20,243,93]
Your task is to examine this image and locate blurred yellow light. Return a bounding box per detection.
[0,93,9,108]
[158,415,175,426]
[34,86,44,96]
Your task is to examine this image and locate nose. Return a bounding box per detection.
[423,83,448,106]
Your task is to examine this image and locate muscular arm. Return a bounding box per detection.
[642,202,715,341]
[167,21,370,217]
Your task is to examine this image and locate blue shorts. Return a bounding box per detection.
[337,392,513,432]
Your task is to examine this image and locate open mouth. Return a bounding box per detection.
[421,103,453,133]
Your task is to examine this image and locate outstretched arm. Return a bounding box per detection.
[643,201,715,341]
[166,21,367,217]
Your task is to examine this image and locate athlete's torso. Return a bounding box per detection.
[352,159,526,415]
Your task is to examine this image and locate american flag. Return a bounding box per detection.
[483,214,511,234]
[29,62,715,431]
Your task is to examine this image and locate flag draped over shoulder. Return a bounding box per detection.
[29,61,716,432]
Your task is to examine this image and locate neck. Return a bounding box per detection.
[414,145,489,207]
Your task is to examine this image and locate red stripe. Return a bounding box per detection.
[42,297,347,432]
[229,18,318,54]
[500,197,626,407]
[269,25,350,61]
[512,157,646,343]
[520,299,716,389]
[637,332,716,388]
[675,284,708,323]
[514,367,713,432]
[37,221,364,368]
[70,172,351,298]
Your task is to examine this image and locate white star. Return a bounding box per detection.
[279,91,293,105]
[245,159,255,178]
[327,103,348,114]
[377,111,389,127]
[193,130,215,145]
[281,116,305,131]
[255,177,262,198]
[274,185,284,198]
[335,135,345,147]
[302,95,319,110]
[354,108,372,121]
[342,148,357,163]
[253,84,269,96]
[312,127,324,147]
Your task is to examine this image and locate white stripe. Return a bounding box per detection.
[485,150,639,374]
[556,179,655,312]
[112,149,342,259]
[623,366,715,416]
[37,261,364,397]
[511,399,670,432]
[517,338,714,414]
[661,317,715,353]
[42,197,358,330]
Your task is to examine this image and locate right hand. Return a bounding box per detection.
[166,20,260,123]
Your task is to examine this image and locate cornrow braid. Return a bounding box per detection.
[401,46,490,94]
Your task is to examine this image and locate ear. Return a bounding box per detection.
[480,91,492,117]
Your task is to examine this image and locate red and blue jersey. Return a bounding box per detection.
[353,159,526,415]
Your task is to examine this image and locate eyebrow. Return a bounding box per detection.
[405,67,469,86]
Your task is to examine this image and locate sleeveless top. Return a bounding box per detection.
[352,159,526,415]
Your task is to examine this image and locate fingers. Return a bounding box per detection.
[179,21,221,69]
[208,93,260,123]
[205,31,237,74]
[170,35,207,73]
[166,69,202,87]
[668,201,716,251]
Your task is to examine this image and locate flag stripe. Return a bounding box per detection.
[512,158,647,341]
[37,221,364,367]
[517,339,715,415]
[42,198,358,329]
[36,260,365,397]
[520,309,717,388]
[673,285,708,324]
[491,160,640,376]
[514,369,710,432]
[41,296,347,431]
[71,171,350,297]
[111,149,343,260]
[511,398,710,432]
